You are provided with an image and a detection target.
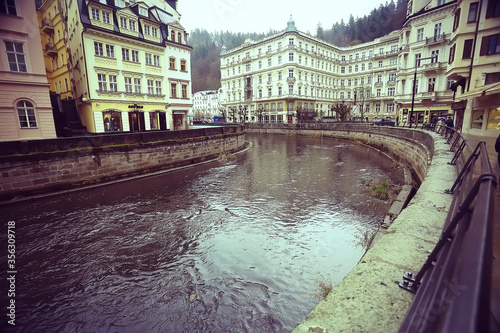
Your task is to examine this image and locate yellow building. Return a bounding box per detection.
[448,0,500,136]
[0,0,56,141]
[38,0,74,100]
[67,0,193,133]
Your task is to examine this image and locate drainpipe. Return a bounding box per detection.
[467,0,482,92]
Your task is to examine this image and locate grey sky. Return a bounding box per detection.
[178,0,392,34]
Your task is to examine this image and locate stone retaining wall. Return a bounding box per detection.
[0,126,245,201]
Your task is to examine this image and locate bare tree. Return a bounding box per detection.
[332,102,352,121]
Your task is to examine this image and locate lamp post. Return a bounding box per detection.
[409,55,437,128]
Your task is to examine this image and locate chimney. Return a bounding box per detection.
[166,0,177,10]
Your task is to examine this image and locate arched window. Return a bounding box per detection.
[177,32,182,44]
[17,101,37,128]
[170,30,175,41]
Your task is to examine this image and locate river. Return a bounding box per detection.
[1,133,403,332]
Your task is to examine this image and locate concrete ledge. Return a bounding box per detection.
[293,133,456,332]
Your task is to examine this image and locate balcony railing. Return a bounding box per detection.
[425,33,449,45]
[41,18,54,34]
[45,43,57,56]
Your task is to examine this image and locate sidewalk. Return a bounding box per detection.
[461,133,500,331]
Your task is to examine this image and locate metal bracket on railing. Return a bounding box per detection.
[445,142,482,194]
[448,140,467,166]
[399,271,419,293]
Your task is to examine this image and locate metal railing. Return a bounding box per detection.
[398,125,497,332]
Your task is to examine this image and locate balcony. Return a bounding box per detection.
[421,61,445,74]
[425,33,449,45]
[287,76,296,84]
[387,80,396,85]
[374,81,383,87]
[41,18,54,35]
[242,55,251,63]
[400,44,410,53]
[45,43,58,57]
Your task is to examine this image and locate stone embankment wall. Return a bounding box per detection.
[0,126,245,201]
[246,123,434,183]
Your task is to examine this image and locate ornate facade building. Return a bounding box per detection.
[67,0,193,133]
[0,0,56,141]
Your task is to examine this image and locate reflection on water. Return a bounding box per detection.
[1,134,403,332]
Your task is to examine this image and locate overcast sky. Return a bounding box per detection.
[178,0,391,34]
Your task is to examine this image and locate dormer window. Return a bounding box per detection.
[177,32,182,43]
[139,6,148,16]
[170,30,175,41]
[91,7,100,20]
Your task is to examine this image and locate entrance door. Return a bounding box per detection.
[159,112,167,130]
[173,113,184,130]
[129,112,145,132]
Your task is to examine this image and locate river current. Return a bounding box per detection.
[1,133,403,332]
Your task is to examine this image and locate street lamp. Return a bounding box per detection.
[409,55,438,128]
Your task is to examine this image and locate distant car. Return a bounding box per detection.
[374,118,395,126]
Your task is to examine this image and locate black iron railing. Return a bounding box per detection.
[398,125,497,332]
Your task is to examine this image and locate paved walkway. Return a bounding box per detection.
[461,133,500,332]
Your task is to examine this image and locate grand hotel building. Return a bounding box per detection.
[220,0,500,137]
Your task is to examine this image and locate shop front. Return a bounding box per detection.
[459,82,500,136]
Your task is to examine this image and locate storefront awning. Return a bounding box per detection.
[459,82,500,99]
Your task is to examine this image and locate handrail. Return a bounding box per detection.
[398,126,497,332]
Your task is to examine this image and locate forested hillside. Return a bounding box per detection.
[189,0,408,93]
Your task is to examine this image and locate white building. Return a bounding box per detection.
[192,89,223,121]
[220,16,400,123]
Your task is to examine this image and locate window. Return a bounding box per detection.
[169,57,176,69]
[378,60,383,67]
[417,28,424,41]
[144,25,150,35]
[5,41,26,72]
[102,11,110,24]
[480,34,500,55]
[268,88,272,97]
[109,75,117,92]
[17,101,36,128]
[148,79,154,94]
[368,63,373,70]
[390,58,397,65]
[182,84,188,98]
[122,48,130,61]
[91,7,100,21]
[289,52,294,61]
[375,104,380,113]
[178,32,182,43]
[453,9,461,31]
[431,50,439,62]
[388,87,395,96]
[449,43,456,64]
[462,39,473,59]
[134,78,141,93]
[170,30,175,41]
[120,17,127,28]
[289,38,294,46]
[278,86,282,96]
[349,66,352,73]
[387,103,394,113]
[468,2,479,22]
[0,0,17,15]
[268,58,271,66]
[171,83,177,98]
[341,67,345,73]
[156,81,162,95]
[428,77,436,92]
[152,27,158,38]
[132,50,139,63]
[129,21,136,31]
[377,74,382,83]
[355,65,358,72]
[98,73,107,91]
[278,56,282,64]
[181,59,186,71]
[434,23,442,38]
[139,6,147,16]
[94,41,104,56]
[389,73,396,81]
[125,77,132,93]
[106,44,114,58]
[486,0,500,18]
[376,88,381,97]
[146,53,152,65]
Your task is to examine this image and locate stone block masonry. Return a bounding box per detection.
[0,126,246,201]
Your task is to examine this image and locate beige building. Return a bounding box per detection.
[0,0,56,141]
[448,0,500,136]
[192,89,223,122]
[67,0,193,133]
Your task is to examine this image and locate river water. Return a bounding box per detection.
[1,133,403,332]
